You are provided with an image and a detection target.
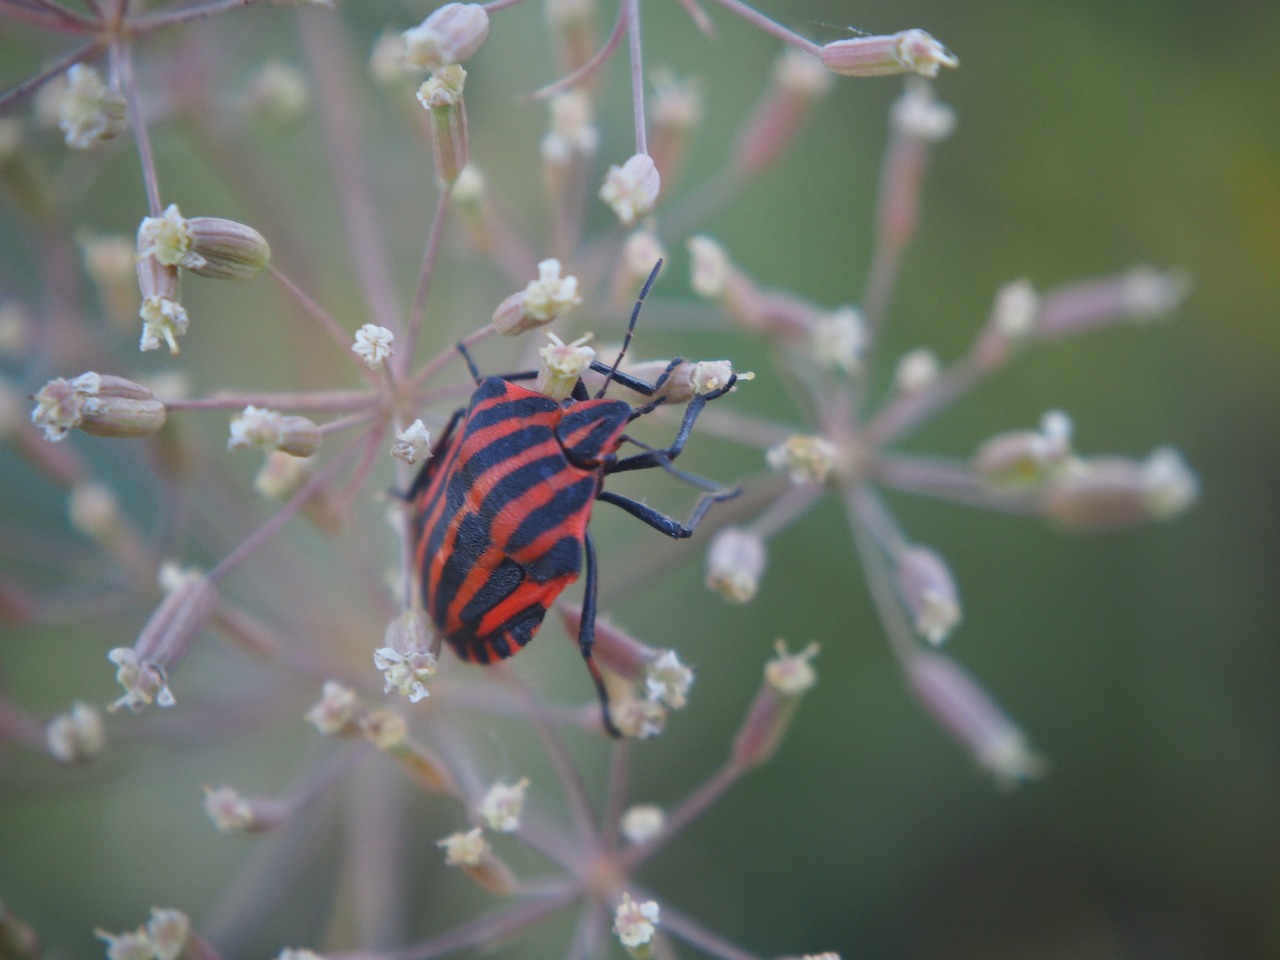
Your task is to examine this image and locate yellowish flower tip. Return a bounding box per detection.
[306,681,361,737]
[228,406,321,458]
[645,650,694,709]
[890,78,957,141]
[138,204,192,267]
[620,804,665,844]
[417,63,467,108]
[374,609,438,702]
[975,410,1076,491]
[687,234,730,299]
[46,701,106,764]
[612,695,667,740]
[820,28,958,79]
[765,640,819,697]
[613,893,660,949]
[600,153,660,226]
[537,331,596,401]
[58,63,126,150]
[245,61,311,126]
[107,647,175,712]
[706,526,767,604]
[811,305,868,375]
[542,90,599,162]
[137,205,270,279]
[895,545,961,645]
[765,434,840,486]
[361,708,408,750]
[477,777,530,832]
[991,278,1040,339]
[392,419,432,466]
[202,784,255,833]
[893,347,940,394]
[651,68,703,129]
[403,3,490,72]
[438,826,489,867]
[351,323,395,369]
[523,258,583,322]
[774,48,834,98]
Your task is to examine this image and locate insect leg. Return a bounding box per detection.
[582,531,623,738]
[609,375,737,475]
[597,487,741,539]
[594,258,664,399]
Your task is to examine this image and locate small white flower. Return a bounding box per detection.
[765,435,840,486]
[373,647,437,703]
[613,893,660,948]
[392,419,432,465]
[992,278,1039,338]
[139,295,189,355]
[477,778,529,832]
[600,153,660,226]
[620,804,665,844]
[352,324,395,369]
[537,331,596,401]
[137,205,194,268]
[894,348,940,394]
[687,235,729,299]
[59,63,126,149]
[1141,446,1199,519]
[95,926,154,960]
[437,826,488,866]
[203,785,255,833]
[228,405,284,451]
[890,78,957,141]
[811,306,868,375]
[645,650,694,710]
[523,259,582,321]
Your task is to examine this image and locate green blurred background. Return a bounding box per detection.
[2,0,1278,958]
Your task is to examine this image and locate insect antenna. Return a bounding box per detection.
[594,258,663,399]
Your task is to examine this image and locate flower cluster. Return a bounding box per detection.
[0,0,1192,958]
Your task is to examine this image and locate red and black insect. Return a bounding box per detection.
[407,263,738,736]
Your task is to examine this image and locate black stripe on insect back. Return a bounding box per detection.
[431,510,494,623]
[466,379,558,431]
[456,423,557,481]
[505,475,597,554]
[457,557,524,627]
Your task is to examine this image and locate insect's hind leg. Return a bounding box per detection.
[596,486,740,539]
[581,532,623,738]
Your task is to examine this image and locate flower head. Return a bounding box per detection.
[352,324,395,369]
[477,778,530,832]
[600,154,660,226]
[613,893,660,949]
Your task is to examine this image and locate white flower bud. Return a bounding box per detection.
[706,527,766,603]
[403,4,490,71]
[58,64,126,149]
[599,153,660,226]
[351,324,395,369]
[613,894,660,949]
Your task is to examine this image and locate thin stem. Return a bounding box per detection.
[0,40,104,110]
[707,0,820,55]
[527,0,628,100]
[652,899,764,960]
[300,11,402,332]
[625,0,647,156]
[386,890,577,960]
[319,410,377,434]
[399,182,453,380]
[166,390,378,412]
[863,354,982,446]
[130,0,269,32]
[331,420,389,516]
[267,264,376,374]
[9,0,96,27]
[848,481,908,556]
[746,482,823,540]
[622,760,740,871]
[602,738,632,850]
[408,323,494,391]
[0,0,96,32]
[207,435,363,583]
[479,0,525,9]
[115,39,161,215]
[872,454,1040,515]
[675,0,715,36]
[843,484,916,664]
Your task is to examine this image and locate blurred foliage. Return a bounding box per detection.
[1,0,1278,958]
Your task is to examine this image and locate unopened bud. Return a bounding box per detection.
[69,481,120,540]
[620,804,665,844]
[974,411,1075,490]
[228,406,320,458]
[890,78,957,141]
[811,306,868,376]
[820,29,958,78]
[417,65,469,183]
[537,332,595,401]
[1037,267,1189,338]
[600,153,660,226]
[706,527,766,603]
[136,248,188,354]
[403,4,490,71]
[893,348,940,394]
[1042,447,1198,530]
[494,259,582,337]
[58,64,126,149]
[895,545,961,645]
[734,641,818,768]
[31,372,167,442]
[203,784,290,833]
[907,651,1044,788]
[46,702,106,764]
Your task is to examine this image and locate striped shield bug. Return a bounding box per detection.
[407,262,739,737]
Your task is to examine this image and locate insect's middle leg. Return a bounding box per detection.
[596,487,740,539]
[580,531,623,738]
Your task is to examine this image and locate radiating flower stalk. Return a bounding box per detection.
[0,1,1192,958]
